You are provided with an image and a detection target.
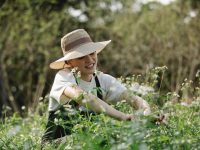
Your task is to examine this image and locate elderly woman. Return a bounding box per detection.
[42,29,151,142]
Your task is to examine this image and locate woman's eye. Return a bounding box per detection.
[77,56,85,60]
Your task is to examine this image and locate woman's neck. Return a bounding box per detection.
[81,74,93,82]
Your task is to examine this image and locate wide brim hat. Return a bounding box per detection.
[50,29,111,69]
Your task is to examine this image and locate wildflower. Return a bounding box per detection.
[7,125,21,138]
[172,92,180,98]
[55,110,60,115]
[117,143,128,149]
[121,100,126,103]
[5,105,12,111]
[130,82,154,95]
[154,113,169,125]
[163,66,168,70]
[195,69,200,77]
[94,69,99,75]
[54,118,59,123]
[77,71,81,78]
[39,97,43,101]
[71,67,78,73]
[21,106,26,110]
[152,74,158,79]
[181,102,189,106]
[82,99,87,103]
[31,127,40,135]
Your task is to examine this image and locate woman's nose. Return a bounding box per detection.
[85,55,94,62]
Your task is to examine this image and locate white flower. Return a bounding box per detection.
[82,99,87,103]
[54,118,59,123]
[21,106,26,110]
[7,125,21,138]
[130,82,154,95]
[71,67,78,73]
[195,70,200,77]
[181,102,188,106]
[77,71,81,78]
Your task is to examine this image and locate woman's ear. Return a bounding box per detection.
[65,60,73,68]
[65,61,69,65]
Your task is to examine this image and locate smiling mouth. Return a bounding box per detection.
[85,63,95,69]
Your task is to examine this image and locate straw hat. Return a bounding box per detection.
[50,29,111,69]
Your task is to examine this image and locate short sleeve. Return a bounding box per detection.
[102,74,127,103]
[49,70,76,104]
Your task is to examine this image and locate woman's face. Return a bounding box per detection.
[68,52,98,77]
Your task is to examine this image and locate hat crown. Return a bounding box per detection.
[61,29,92,54]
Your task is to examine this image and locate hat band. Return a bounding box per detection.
[64,37,92,54]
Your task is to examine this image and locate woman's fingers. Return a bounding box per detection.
[125,114,135,121]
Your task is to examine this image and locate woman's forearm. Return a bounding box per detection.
[82,94,127,120]
[63,87,128,120]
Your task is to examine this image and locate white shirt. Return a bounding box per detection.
[48,69,126,111]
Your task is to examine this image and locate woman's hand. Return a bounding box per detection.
[154,113,169,125]
[143,108,151,116]
[122,114,136,121]
[120,91,151,116]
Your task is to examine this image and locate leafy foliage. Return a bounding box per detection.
[1,66,200,149]
[1,95,200,149]
[0,0,200,121]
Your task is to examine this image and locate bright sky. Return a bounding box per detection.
[140,0,176,5]
[68,0,176,20]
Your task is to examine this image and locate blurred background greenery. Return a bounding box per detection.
[0,0,199,116]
